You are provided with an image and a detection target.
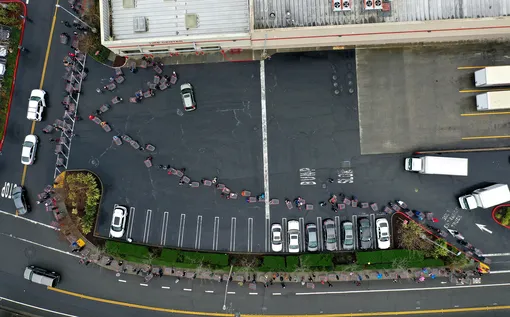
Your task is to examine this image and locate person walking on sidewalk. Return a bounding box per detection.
[20,14,33,23]
[18,45,29,53]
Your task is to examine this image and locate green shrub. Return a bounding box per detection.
[159,249,180,263]
[300,254,333,269]
[180,251,229,268]
[357,250,424,265]
[260,256,286,271]
[106,241,150,260]
[286,256,299,271]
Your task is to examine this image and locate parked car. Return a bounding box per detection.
[12,186,29,215]
[109,205,128,238]
[287,220,300,253]
[271,223,283,252]
[358,218,372,250]
[342,221,354,250]
[323,219,337,251]
[21,134,38,165]
[305,223,318,252]
[376,218,391,249]
[180,83,196,111]
[27,89,47,121]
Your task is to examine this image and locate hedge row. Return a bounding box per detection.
[105,242,445,271]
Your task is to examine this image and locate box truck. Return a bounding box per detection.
[404,156,468,176]
[476,91,510,111]
[474,66,510,87]
[458,184,510,210]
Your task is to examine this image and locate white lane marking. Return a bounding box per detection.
[118,280,127,283]
[247,217,253,252]
[482,253,510,257]
[259,60,270,221]
[183,288,192,292]
[0,209,60,230]
[140,283,148,287]
[490,270,510,274]
[212,216,220,251]
[0,232,80,258]
[272,293,281,296]
[227,291,236,295]
[160,211,169,245]
[161,286,170,289]
[194,215,202,249]
[296,282,510,296]
[177,214,186,247]
[230,217,236,252]
[205,290,214,293]
[264,218,269,252]
[249,292,258,295]
[143,209,152,243]
[127,207,135,240]
[0,296,77,317]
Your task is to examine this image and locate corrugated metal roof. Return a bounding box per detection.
[254,0,510,29]
[111,0,250,40]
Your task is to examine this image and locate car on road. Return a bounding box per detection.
[21,134,38,165]
[12,186,29,215]
[271,223,283,252]
[288,220,300,253]
[110,205,128,238]
[305,223,318,252]
[359,218,372,249]
[180,83,196,112]
[323,219,337,251]
[342,221,354,250]
[27,89,46,121]
[376,218,391,249]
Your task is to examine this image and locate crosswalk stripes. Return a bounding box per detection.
[160,212,169,245]
[230,217,236,252]
[194,215,203,249]
[177,214,186,248]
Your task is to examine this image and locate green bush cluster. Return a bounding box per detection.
[356,250,424,265]
[66,172,101,235]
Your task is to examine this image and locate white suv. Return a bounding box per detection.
[180,83,196,112]
[110,206,128,238]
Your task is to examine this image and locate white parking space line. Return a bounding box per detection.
[127,207,135,240]
[247,218,254,252]
[272,293,281,296]
[281,217,287,252]
[212,216,220,251]
[316,217,323,251]
[265,218,270,252]
[205,290,214,293]
[249,292,258,295]
[177,214,186,248]
[183,288,192,292]
[259,60,270,221]
[483,253,510,257]
[299,217,305,252]
[161,286,170,289]
[118,280,127,283]
[352,215,358,250]
[140,283,148,287]
[230,217,236,252]
[194,215,203,249]
[335,216,341,251]
[370,214,376,249]
[143,209,152,243]
[160,211,169,245]
[227,291,236,295]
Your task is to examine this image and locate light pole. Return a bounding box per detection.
[222,265,234,311]
[419,234,461,256]
[55,4,97,33]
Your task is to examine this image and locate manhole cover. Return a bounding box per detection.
[90,157,99,167]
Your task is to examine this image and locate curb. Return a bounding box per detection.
[492,204,510,229]
[0,0,27,152]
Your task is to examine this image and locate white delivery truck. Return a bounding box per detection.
[474,66,510,87]
[458,184,510,210]
[404,156,468,176]
[476,91,510,111]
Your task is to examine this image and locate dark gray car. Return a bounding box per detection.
[359,218,372,249]
[12,186,29,215]
[323,219,337,251]
[342,221,354,250]
[305,223,318,252]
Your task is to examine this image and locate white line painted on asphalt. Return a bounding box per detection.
[161,286,170,289]
[195,215,202,249]
[205,290,214,293]
[272,293,281,296]
[127,207,135,240]
[490,270,510,274]
[183,288,192,292]
[160,211,169,245]
[212,216,220,251]
[0,232,81,258]
[482,253,510,257]
[143,209,152,243]
[0,296,77,317]
[249,292,258,295]
[0,209,60,230]
[177,214,186,247]
[118,280,127,283]
[140,283,148,287]
[296,282,510,296]
[259,60,270,221]
[227,291,236,295]
[247,218,253,252]
[230,217,236,252]
[264,218,270,252]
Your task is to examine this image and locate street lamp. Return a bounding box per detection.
[222,265,234,311]
[55,4,97,33]
[419,233,461,256]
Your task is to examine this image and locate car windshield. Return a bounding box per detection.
[111,223,122,232]
[308,240,317,248]
[29,96,40,101]
[380,236,389,242]
[23,141,33,147]
[21,156,29,163]
[344,237,353,245]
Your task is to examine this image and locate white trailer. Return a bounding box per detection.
[474,66,510,87]
[404,156,468,176]
[476,91,510,111]
[459,184,510,210]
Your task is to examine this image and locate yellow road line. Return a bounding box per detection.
[21,0,59,187]
[462,135,510,140]
[461,111,510,116]
[457,66,490,70]
[47,287,510,317]
[416,147,510,154]
[459,88,510,93]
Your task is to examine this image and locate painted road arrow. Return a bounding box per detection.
[475,223,493,234]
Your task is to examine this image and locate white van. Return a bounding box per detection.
[23,265,60,287]
[26,89,46,121]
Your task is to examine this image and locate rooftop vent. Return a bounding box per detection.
[123,0,135,8]
[185,13,198,29]
[333,0,351,11]
[133,16,147,32]
[364,0,382,10]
